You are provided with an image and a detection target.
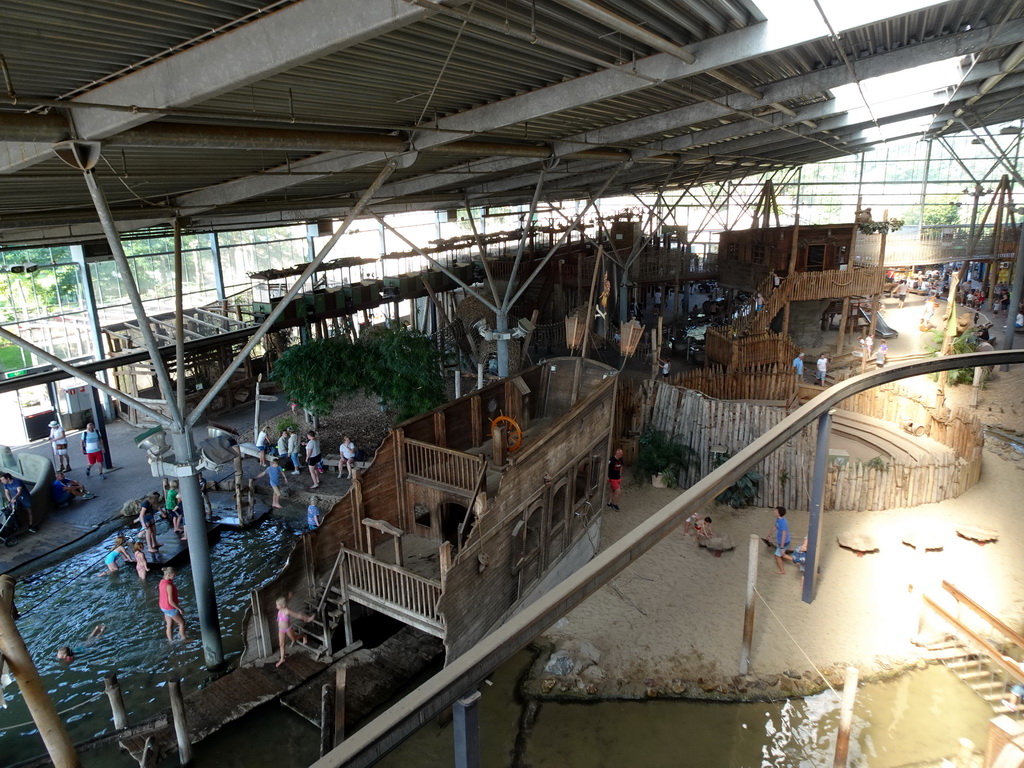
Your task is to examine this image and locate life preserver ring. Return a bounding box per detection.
[491,415,523,452]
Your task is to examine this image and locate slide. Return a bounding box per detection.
[858,307,899,339]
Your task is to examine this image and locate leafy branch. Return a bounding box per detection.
[270,324,445,421]
[857,217,905,235]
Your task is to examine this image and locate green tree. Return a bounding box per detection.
[271,324,445,421]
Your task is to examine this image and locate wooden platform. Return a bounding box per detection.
[281,627,443,728]
[142,521,221,567]
[118,651,329,763]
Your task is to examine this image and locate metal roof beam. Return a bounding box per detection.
[167,1,942,214]
[361,28,1019,204]
[0,0,471,174]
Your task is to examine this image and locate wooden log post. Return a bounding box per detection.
[104,673,128,731]
[0,576,81,768]
[833,666,859,768]
[233,454,244,523]
[140,736,158,768]
[320,682,335,757]
[334,668,347,746]
[167,679,192,766]
[740,534,759,675]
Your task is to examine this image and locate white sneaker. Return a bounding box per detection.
[290,471,300,475]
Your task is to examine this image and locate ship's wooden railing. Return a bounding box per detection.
[342,547,444,637]
[402,438,482,492]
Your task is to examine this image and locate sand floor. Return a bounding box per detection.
[542,450,1024,697]
[542,306,1024,697]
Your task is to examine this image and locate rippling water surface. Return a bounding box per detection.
[2,522,993,767]
[2,519,300,766]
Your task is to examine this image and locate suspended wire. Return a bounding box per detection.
[0,692,104,731]
[417,1,477,127]
[753,585,840,698]
[16,526,143,616]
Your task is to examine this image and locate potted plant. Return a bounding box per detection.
[634,428,698,489]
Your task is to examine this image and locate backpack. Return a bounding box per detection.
[354,449,367,463]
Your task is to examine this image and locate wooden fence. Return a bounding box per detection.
[343,548,444,636]
[627,379,984,512]
[705,328,799,371]
[729,266,886,338]
[681,364,798,402]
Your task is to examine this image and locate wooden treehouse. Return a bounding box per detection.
[242,356,618,663]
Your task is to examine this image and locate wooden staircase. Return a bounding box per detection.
[920,581,1024,718]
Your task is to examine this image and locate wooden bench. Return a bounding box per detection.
[322,454,370,472]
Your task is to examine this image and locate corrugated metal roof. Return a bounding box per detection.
[0,0,1023,242]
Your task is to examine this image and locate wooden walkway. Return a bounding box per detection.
[142,522,220,567]
[119,650,329,763]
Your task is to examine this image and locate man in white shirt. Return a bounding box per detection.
[815,354,828,385]
[49,420,71,472]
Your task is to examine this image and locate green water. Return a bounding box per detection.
[124,655,988,768]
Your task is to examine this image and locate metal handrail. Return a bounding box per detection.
[317,348,1024,768]
[943,580,1024,651]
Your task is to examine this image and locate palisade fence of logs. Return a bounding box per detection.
[619,378,983,511]
[704,329,799,372]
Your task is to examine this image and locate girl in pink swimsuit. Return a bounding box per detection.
[133,542,148,579]
[275,596,314,667]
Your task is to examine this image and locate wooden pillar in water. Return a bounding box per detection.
[832,666,859,767]
[320,683,335,757]
[168,679,192,766]
[104,674,128,730]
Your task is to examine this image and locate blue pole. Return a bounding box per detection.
[802,409,833,604]
[453,690,481,768]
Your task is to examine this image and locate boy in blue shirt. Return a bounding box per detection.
[770,506,791,574]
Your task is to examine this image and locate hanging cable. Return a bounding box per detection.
[753,585,840,698]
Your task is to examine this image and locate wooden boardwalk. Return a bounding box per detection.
[142,522,220,567]
[119,650,329,763]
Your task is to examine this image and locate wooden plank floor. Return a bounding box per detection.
[117,652,329,761]
[142,522,220,567]
[281,628,443,728]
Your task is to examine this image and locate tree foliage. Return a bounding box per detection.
[270,324,445,421]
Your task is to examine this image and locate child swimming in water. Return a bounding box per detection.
[56,624,105,662]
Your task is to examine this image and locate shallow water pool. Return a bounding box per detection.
[2,518,301,766]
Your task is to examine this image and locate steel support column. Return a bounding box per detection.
[802,409,834,605]
[452,691,481,768]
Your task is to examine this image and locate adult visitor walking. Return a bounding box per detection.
[287,428,301,475]
[815,353,828,385]
[792,352,805,380]
[81,422,106,479]
[305,430,322,489]
[607,448,624,511]
[49,420,71,472]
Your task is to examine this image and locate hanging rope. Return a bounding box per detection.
[0,692,104,731]
[752,585,840,698]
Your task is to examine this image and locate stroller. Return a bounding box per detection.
[0,503,19,547]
